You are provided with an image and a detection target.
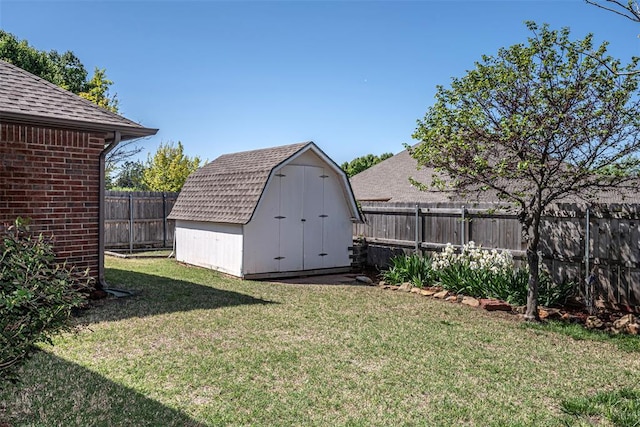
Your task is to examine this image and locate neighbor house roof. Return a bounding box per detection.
[349,149,461,203]
[350,148,640,205]
[0,59,157,140]
[168,142,362,224]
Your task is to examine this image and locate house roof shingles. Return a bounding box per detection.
[349,149,457,203]
[168,142,311,224]
[350,148,640,205]
[0,59,157,140]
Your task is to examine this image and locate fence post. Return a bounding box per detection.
[460,205,466,248]
[415,204,420,254]
[584,206,593,314]
[163,192,167,248]
[128,193,134,254]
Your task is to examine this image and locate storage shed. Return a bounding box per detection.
[167,142,362,279]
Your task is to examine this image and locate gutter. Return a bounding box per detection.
[0,112,158,140]
[98,130,121,289]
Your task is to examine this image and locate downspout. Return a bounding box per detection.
[98,130,121,288]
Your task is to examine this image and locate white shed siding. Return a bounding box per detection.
[321,168,354,268]
[242,170,282,275]
[175,220,243,276]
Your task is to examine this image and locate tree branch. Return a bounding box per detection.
[585,0,640,22]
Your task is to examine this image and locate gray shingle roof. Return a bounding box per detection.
[349,149,459,203]
[350,148,640,205]
[168,142,313,224]
[0,59,157,140]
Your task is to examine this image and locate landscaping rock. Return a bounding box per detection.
[356,276,373,285]
[461,296,480,308]
[433,290,449,299]
[613,314,636,331]
[479,299,512,312]
[627,323,640,335]
[539,308,562,321]
[445,295,458,302]
[378,281,387,287]
[585,316,604,330]
[410,287,422,294]
[398,282,412,292]
[420,289,437,297]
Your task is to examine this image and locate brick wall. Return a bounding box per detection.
[0,122,106,280]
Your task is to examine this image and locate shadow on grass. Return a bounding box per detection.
[0,350,205,427]
[79,268,275,324]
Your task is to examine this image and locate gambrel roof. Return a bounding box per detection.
[0,59,157,140]
[168,142,362,224]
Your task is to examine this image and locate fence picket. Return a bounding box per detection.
[355,201,640,311]
[105,191,178,251]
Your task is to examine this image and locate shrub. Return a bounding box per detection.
[381,254,435,287]
[0,218,92,383]
[538,272,575,308]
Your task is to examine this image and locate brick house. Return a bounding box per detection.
[0,59,157,286]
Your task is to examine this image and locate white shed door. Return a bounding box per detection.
[278,165,304,272]
[302,166,325,270]
[276,165,326,271]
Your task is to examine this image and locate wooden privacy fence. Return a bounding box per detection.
[105,191,178,251]
[354,201,640,311]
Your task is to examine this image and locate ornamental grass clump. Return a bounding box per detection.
[381,253,435,288]
[0,218,92,383]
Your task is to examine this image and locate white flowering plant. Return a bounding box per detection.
[431,242,513,273]
[431,242,526,304]
[380,242,574,306]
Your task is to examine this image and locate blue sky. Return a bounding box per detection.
[1,0,638,166]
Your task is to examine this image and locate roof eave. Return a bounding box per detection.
[0,111,158,141]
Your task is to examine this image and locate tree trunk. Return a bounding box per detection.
[524,211,542,322]
[524,247,540,321]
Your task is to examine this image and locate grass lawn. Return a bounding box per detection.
[2,257,640,426]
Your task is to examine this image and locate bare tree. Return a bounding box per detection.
[582,1,640,75]
[105,138,146,171]
[585,0,640,22]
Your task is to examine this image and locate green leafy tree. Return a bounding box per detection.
[47,50,88,94]
[143,141,202,192]
[111,160,148,190]
[78,67,119,113]
[0,30,118,112]
[341,153,393,177]
[410,22,640,321]
[0,30,74,88]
